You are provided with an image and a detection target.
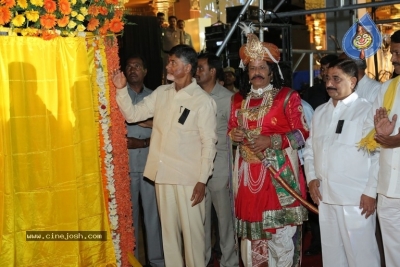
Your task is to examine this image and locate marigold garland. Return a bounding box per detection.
[87,34,134,266]
[96,37,121,265]
[105,35,134,267]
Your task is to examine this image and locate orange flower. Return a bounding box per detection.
[58,0,71,15]
[87,17,99,31]
[42,30,57,40]
[1,0,16,8]
[40,13,56,29]
[57,15,69,27]
[109,17,124,33]
[43,0,56,13]
[114,9,123,19]
[0,6,11,25]
[98,6,108,16]
[88,6,99,16]
[99,20,109,35]
[105,0,118,4]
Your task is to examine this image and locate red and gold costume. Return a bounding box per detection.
[229,86,309,236]
[228,86,309,266]
[229,23,310,266]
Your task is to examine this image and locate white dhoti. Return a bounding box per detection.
[377,194,400,267]
[319,202,380,267]
[155,184,205,267]
[240,225,297,267]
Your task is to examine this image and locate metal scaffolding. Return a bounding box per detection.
[216,0,400,86]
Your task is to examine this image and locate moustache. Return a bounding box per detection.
[393,62,400,66]
[251,75,264,80]
[326,87,337,91]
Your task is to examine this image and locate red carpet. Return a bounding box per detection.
[301,230,322,267]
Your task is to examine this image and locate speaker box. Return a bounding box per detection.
[263,0,305,10]
[226,6,260,24]
[205,24,226,39]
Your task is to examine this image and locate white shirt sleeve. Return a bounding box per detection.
[116,86,157,123]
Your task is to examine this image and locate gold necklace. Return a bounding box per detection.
[241,88,279,121]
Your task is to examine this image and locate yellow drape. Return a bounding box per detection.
[0,37,116,266]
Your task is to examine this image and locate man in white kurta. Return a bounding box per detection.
[338,53,381,104]
[367,30,400,267]
[304,58,380,267]
[356,73,381,103]
[113,45,217,267]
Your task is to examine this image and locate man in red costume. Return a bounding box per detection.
[228,27,309,267]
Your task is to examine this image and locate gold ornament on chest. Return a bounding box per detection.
[239,88,279,121]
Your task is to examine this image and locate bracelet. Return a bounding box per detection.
[270,134,282,150]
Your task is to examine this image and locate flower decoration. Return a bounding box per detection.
[0,0,125,38]
[89,36,134,267]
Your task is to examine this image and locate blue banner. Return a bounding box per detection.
[342,13,382,60]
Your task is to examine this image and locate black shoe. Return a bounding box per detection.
[304,247,321,256]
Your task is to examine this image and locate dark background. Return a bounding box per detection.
[119,15,163,90]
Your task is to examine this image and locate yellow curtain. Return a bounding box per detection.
[0,37,116,266]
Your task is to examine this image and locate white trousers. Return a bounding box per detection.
[319,202,380,267]
[155,184,206,267]
[241,225,297,267]
[377,194,400,267]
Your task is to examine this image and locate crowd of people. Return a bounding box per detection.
[112,16,400,267]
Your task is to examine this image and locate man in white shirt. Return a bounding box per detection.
[339,53,381,103]
[353,59,381,103]
[369,30,400,267]
[304,58,380,267]
[112,44,218,267]
[195,53,239,267]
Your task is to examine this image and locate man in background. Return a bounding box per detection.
[177,20,193,47]
[157,12,166,84]
[195,53,239,267]
[161,16,183,83]
[125,55,164,267]
[223,67,238,93]
[156,12,165,28]
[302,54,338,110]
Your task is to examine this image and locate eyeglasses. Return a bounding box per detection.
[248,65,268,72]
[126,64,143,71]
